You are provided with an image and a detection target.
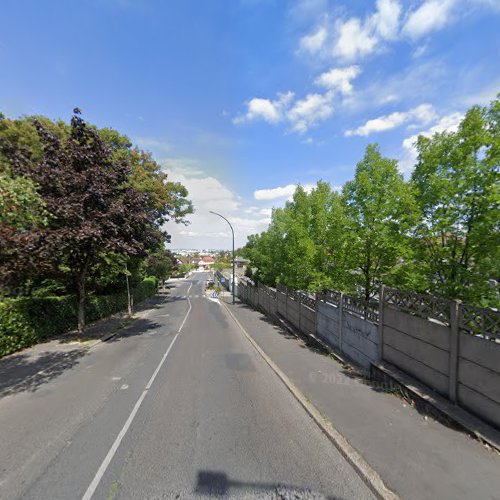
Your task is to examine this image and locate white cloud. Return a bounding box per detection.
[371,0,402,40]
[400,111,464,172]
[403,0,457,39]
[345,103,437,136]
[287,91,335,133]
[160,159,271,248]
[254,183,315,201]
[235,88,334,134]
[254,184,298,200]
[234,91,294,124]
[314,65,361,94]
[331,0,402,61]
[300,26,327,54]
[333,18,377,61]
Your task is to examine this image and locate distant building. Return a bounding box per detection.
[234,257,249,269]
[197,256,215,270]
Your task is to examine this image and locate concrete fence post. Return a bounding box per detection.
[377,285,385,362]
[285,287,288,321]
[297,293,302,332]
[339,293,344,354]
[448,300,461,403]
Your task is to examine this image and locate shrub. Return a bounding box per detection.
[133,276,158,303]
[0,277,158,357]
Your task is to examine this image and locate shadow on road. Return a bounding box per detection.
[194,470,341,499]
[0,348,86,397]
[0,315,164,398]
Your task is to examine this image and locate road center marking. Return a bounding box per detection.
[82,282,193,500]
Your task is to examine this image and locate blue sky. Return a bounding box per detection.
[1,0,499,248]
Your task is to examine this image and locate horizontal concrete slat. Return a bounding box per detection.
[343,312,378,344]
[384,308,449,350]
[458,358,500,404]
[458,384,500,429]
[322,317,339,336]
[341,330,378,364]
[317,302,339,321]
[384,326,449,375]
[317,328,339,348]
[459,333,500,374]
[384,344,449,396]
[341,341,373,370]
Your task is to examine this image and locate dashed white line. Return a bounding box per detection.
[81,282,193,500]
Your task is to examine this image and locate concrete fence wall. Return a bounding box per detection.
[316,300,378,371]
[237,280,500,429]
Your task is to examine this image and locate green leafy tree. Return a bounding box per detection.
[0,173,47,230]
[1,110,161,331]
[146,249,176,281]
[178,263,192,275]
[344,144,416,300]
[411,97,500,306]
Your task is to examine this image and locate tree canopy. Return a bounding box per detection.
[0,109,193,329]
[242,96,499,307]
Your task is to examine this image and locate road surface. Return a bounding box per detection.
[0,273,374,499]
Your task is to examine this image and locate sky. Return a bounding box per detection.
[1,0,499,249]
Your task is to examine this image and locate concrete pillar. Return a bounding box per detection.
[377,285,385,363]
[448,300,461,403]
[339,293,344,353]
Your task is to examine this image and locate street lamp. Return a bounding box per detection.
[209,211,235,304]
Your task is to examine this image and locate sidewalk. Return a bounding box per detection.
[222,296,500,500]
[0,293,167,398]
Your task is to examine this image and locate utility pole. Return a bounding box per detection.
[209,211,235,304]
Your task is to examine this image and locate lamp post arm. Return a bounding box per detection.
[209,211,236,304]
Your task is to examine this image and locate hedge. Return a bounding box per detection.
[0,277,158,358]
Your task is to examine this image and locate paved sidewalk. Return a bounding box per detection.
[223,297,500,500]
[0,293,168,398]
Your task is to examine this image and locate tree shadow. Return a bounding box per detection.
[105,317,163,342]
[0,348,86,397]
[0,316,164,398]
[338,366,467,434]
[194,470,342,499]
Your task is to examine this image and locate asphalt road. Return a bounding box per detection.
[0,273,374,499]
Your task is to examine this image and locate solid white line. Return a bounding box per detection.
[81,282,193,500]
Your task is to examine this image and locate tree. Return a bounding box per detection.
[411,97,500,306]
[0,173,47,230]
[344,144,416,301]
[178,263,192,275]
[2,109,161,331]
[146,249,176,281]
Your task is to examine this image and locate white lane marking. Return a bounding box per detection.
[81,282,193,500]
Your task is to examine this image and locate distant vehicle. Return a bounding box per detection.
[206,279,215,285]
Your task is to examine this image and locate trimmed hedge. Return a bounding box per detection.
[0,277,158,358]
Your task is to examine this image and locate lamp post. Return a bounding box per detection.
[209,211,235,304]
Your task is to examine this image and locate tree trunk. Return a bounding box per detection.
[77,272,86,333]
[125,267,133,317]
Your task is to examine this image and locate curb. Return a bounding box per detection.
[220,299,400,500]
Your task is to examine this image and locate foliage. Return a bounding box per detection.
[411,97,500,306]
[344,144,416,300]
[178,263,193,275]
[213,259,231,272]
[0,278,158,358]
[0,173,48,230]
[244,97,499,307]
[146,250,176,280]
[0,110,165,331]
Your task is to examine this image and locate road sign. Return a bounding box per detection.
[220,277,225,283]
